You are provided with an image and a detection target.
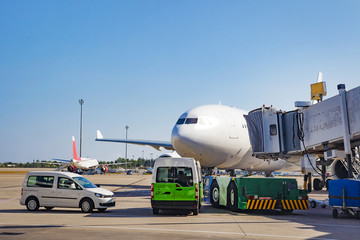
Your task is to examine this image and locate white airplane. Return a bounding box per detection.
[55,136,109,173]
[96,104,298,175]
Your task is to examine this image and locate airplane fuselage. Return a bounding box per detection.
[72,158,99,170]
[171,105,294,171]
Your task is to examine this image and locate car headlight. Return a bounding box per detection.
[95,193,105,198]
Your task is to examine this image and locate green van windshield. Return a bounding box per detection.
[156,167,193,187]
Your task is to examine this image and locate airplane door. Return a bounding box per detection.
[221,112,239,139]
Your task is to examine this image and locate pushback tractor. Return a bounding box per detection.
[205,176,308,213]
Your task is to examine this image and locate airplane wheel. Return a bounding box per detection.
[227,181,238,211]
[332,209,338,218]
[326,179,330,191]
[210,180,220,208]
[313,178,322,191]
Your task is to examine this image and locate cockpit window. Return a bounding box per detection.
[185,118,198,124]
[176,118,186,125]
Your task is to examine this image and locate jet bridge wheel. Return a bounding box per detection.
[210,180,220,208]
[332,208,338,218]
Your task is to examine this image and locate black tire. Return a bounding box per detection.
[313,178,322,191]
[98,208,107,212]
[45,207,54,211]
[193,206,199,215]
[281,209,294,214]
[26,197,39,211]
[310,201,317,208]
[153,208,159,215]
[80,198,94,213]
[326,179,330,191]
[321,204,326,209]
[332,208,338,218]
[210,180,220,208]
[227,181,238,211]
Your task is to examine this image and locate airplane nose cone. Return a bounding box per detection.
[171,124,228,167]
[171,125,198,157]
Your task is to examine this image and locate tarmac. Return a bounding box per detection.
[0,168,359,240]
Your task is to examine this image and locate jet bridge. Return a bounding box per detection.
[244,84,360,183]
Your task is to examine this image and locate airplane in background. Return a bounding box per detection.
[54,136,109,173]
[96,104,298,176]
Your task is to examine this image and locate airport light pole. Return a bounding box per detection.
[79,99,84,157]
[125,125,129,172]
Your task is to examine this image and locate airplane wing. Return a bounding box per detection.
[52,158,72,162]
[95,130,174,151]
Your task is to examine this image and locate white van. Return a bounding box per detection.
[20,171,115,213]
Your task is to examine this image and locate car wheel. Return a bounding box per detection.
[310,201,317,208]
[80,198,94,213]
[26,197,39,211]
[193,207,199,215]
[153,208,159,215]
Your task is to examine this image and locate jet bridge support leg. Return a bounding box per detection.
[307,173,312,193]
[321,165,326,189]
[338,84,354,179]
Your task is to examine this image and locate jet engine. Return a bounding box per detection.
[159,151,181,158]
[67,165,76,172]
[330,159,349,179]
[101,166,108,173]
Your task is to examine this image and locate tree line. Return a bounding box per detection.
[1,158,155,169]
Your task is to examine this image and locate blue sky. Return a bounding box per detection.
[1,1,360,163]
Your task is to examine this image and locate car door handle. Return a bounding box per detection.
[176,189,183,191]
[163,192,171,194]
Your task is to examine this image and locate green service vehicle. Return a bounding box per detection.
[151,158,203,215]
[206,176,308,213]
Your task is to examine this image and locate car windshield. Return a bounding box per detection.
[73,177,97,188]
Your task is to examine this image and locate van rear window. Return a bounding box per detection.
[156,167,193,187]
[27,176,54,188]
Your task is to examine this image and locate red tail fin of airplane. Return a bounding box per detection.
[72,136,81,160]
